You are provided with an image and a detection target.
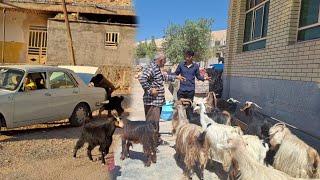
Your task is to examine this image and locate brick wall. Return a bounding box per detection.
[225,0,320,143]
[226,0,320,83]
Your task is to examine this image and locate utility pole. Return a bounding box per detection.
[1,8,5,63]
[61,0,76,65]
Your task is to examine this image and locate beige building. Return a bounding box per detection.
[0,0,136,66]
[225,0,320,140]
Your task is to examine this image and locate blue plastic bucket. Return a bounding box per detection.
[213,64,224,70]
[161,101,174,121]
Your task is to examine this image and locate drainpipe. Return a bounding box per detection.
[1,8,5,64]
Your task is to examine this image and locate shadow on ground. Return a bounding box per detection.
[170,145,229,180]
[0,114,127,143]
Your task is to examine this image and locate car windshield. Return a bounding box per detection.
[0,68,24,91]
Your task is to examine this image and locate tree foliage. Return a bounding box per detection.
[147,36,157,59]
[135,37,158,59]
[163,18,213,64]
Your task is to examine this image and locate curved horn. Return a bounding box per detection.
[253,103,263,109]
[180,98,193,105]
[213,92,217,108]
[111,110,119,118]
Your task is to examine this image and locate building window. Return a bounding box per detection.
[243,0,269,52]
[27,26,47,64]
[298,0,320,41]
[105,32,119,47]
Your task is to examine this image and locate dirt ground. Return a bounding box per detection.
[0,79,223,180]
[0,117,122,180]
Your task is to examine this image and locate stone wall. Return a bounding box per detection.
[225,0,320,139]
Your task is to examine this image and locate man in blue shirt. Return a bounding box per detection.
[175,50,210,121]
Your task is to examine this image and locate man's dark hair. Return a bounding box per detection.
[185,50,195,57]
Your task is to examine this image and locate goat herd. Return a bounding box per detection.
[72,92,320,180]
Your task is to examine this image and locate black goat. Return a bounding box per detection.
[239,101,273,140]
[89,74,124,117]
[99,96,125,117]
[73,112,124,164]
[120,119,158,167]
[89,74,117,99]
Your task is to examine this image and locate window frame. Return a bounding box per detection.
[105,32,120,47]
[22,72,48,92]
[298,0,320,31]
[297,0,320,42]
[243,0,269,50]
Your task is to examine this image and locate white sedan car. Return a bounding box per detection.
[0,65,106,130]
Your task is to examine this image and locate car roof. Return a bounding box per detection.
[0,65,74,72]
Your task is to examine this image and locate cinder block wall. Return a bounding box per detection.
[225,0,320,140]
[47,20,136,66]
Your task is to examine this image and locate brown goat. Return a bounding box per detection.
[120,119,158,167]
[174,100,209,179]
[269,123,320,178]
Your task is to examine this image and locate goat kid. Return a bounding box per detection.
[120,119,158,167]
[269,123,320,178]
[73,111,124,164]
[173,100,209,179]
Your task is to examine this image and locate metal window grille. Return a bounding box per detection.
[105,32,119,47]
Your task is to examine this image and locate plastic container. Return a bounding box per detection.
[213,64,224,70]
[160,101,174,121]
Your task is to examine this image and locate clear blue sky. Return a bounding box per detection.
[134,0,230,41]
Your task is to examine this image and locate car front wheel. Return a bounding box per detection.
[69,103,90,126]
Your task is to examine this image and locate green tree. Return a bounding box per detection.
[147,36,157,59]
[163,18,213,64]
[135,41,148,59]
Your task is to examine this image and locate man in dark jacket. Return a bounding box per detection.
[175,50,210,121]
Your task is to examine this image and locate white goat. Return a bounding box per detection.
[218,136,309,180]
[194,101,243,171]
[242,135,269,165]
[269,123,320,178]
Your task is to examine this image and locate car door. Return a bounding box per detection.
[48,71,80,120]
[13,71,54,126]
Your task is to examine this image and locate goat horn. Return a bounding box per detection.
[111,110,119,118]
[180,98,193,105]
[253,103,263,109]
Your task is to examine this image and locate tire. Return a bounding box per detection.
[0,116,4,134]
[69,103,90,126]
